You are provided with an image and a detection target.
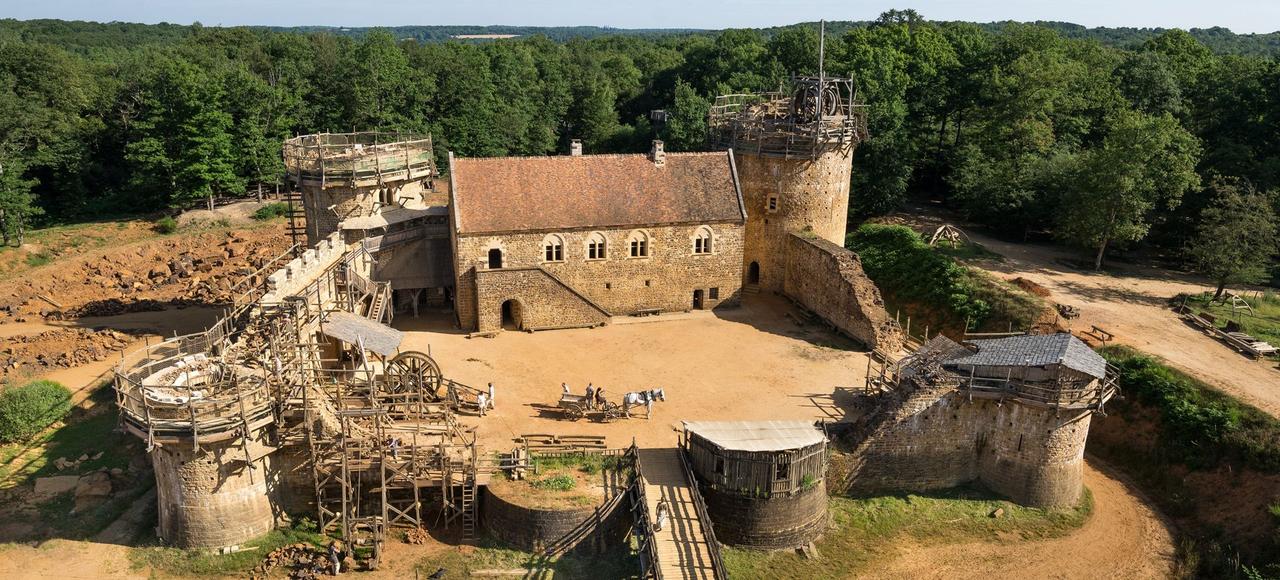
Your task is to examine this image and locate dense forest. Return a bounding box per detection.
[0,11,1276,276]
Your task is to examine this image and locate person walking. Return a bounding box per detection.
[655,499,669,532]
[477,392,488,416]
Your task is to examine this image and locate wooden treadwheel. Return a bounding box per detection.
[384,351,445,401]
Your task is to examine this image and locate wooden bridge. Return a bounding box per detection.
[637,448,725,580]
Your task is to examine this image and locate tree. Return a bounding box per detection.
[662,79,709,152]
[1056,110,1201,269]
[0,155,41,246]
[1186,177,1278,298]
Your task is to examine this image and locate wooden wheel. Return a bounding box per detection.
[385,351,444,401]
[564,403,586,421]
[791,84,840,121]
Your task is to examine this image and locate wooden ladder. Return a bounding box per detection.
[284,191,307,249]
[461,469,478,541]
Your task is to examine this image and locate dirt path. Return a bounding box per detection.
[953,230,1280,418]
[873,461,1175,579]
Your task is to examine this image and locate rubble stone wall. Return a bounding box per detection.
[783,234,903,351]
[704,481,828,549]
[836,376,1091,508]
[480,486,628,554]
[455,222,744,331]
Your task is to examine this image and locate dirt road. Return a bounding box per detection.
[873,461,1175,579]
[957,230,1280,418]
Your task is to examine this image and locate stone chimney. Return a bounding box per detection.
[650,140,666,167]
[570,139,583,156]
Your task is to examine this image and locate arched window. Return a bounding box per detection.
[693,226,714,255]
[627,230,649,258]
[542,234,565,262]
[585,232,608,260]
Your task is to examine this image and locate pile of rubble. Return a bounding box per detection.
[0,227,290,324]
[1,328,136,378]
[251,543,333,580]
[404,526,430,544]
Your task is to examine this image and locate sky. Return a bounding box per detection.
[2,0,1278,34]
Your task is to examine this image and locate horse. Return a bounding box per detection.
[622,388,665,416]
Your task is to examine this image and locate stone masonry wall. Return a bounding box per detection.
[704,481,828,549]
[481,486,629,554]
[783,233,903,351]
[455,222,743,331]
[836,375,1092,508]
[151,429,280,548]
[735,150,852,293]
[474,267,610,331]
[300,180,431,244]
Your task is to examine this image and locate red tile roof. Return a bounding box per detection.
[450,151,744,234]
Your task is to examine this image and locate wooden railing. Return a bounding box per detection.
[678,447,728,580]
[630,446,664,580]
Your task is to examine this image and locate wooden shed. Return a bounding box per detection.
[682,420,827,497]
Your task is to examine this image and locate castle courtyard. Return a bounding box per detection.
[396,295,872,450]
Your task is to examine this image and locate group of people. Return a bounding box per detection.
[562,382,664,419]
[475,382,496,416]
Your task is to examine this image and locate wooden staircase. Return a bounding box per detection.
[284,191,307,249]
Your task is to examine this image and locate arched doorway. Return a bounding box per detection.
[488,248,503,269]
[747,261,760,285]
[501,299,523,330]
[692,289,704,310]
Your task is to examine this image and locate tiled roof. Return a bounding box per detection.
[683,420,826,452]
[450,152,744,234]
[945,333,1106,379]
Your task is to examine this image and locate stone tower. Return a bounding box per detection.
[709,76,867,292]
[283,132,439,245]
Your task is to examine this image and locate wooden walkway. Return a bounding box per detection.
[638,448,720,580]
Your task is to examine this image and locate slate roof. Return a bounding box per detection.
[945,333,1106,379]
[683,420,826,453]
[321,311,404,357]
[449,152,745,234]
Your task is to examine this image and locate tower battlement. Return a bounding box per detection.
[708,76,868,159]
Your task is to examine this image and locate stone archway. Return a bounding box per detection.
[501,299,523,330]
[747,261,760,285]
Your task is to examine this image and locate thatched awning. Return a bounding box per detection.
[322,311,403,357]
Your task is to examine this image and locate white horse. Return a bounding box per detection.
[622,388,665,417]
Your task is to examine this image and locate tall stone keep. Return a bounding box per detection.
[709,76,868,292]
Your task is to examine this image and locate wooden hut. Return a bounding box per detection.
[681,420,828,549]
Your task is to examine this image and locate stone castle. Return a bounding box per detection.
[108,72,1116,571]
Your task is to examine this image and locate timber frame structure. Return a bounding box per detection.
[708,75,869,159]
[113,238,487,566]
[282,132,437,190]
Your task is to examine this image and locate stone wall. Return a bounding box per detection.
[150,428,280,548]
[480,486,629,554]
[455,222,744,331]
[473,267,611,331]
[783,234,903,351]
[836,375,1092,508]
[735,150,852,293]
[703,481,828,549]
[300,179,432,244]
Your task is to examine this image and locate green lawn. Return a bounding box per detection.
[1184,292,1280,349]
[129,524,329,577]
[724,486,1093,579]
[415,537,638,579]
[0,387,137,488]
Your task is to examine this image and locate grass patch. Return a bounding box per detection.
[848,223,1044,333]
[415,536,637,579]
[130,524,328,577]
[1100,345,1280,472]
[0,379,72,443]
[1183,292,1280,349]
[153,216,178,234]
[724,486,1092,578]
[934,240,1004,262]
[251,202,291,221]
[530,474,576,491]
[23,252,53,267]
[0,387,137,487]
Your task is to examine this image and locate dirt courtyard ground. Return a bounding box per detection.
[396,296,868,451]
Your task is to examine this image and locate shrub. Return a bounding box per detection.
[154,216,178,234]
[847,224,1044,331]
[0,380,73,443]
[24,252,53,267]
[531,474,575,491]
[251,202,291,221]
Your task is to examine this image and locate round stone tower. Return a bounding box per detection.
[283,132,439,245]
[709,77,868,292]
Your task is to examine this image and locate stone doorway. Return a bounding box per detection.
[692,289,704,310]
[501,299,523,330]
[747,261,760,285]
